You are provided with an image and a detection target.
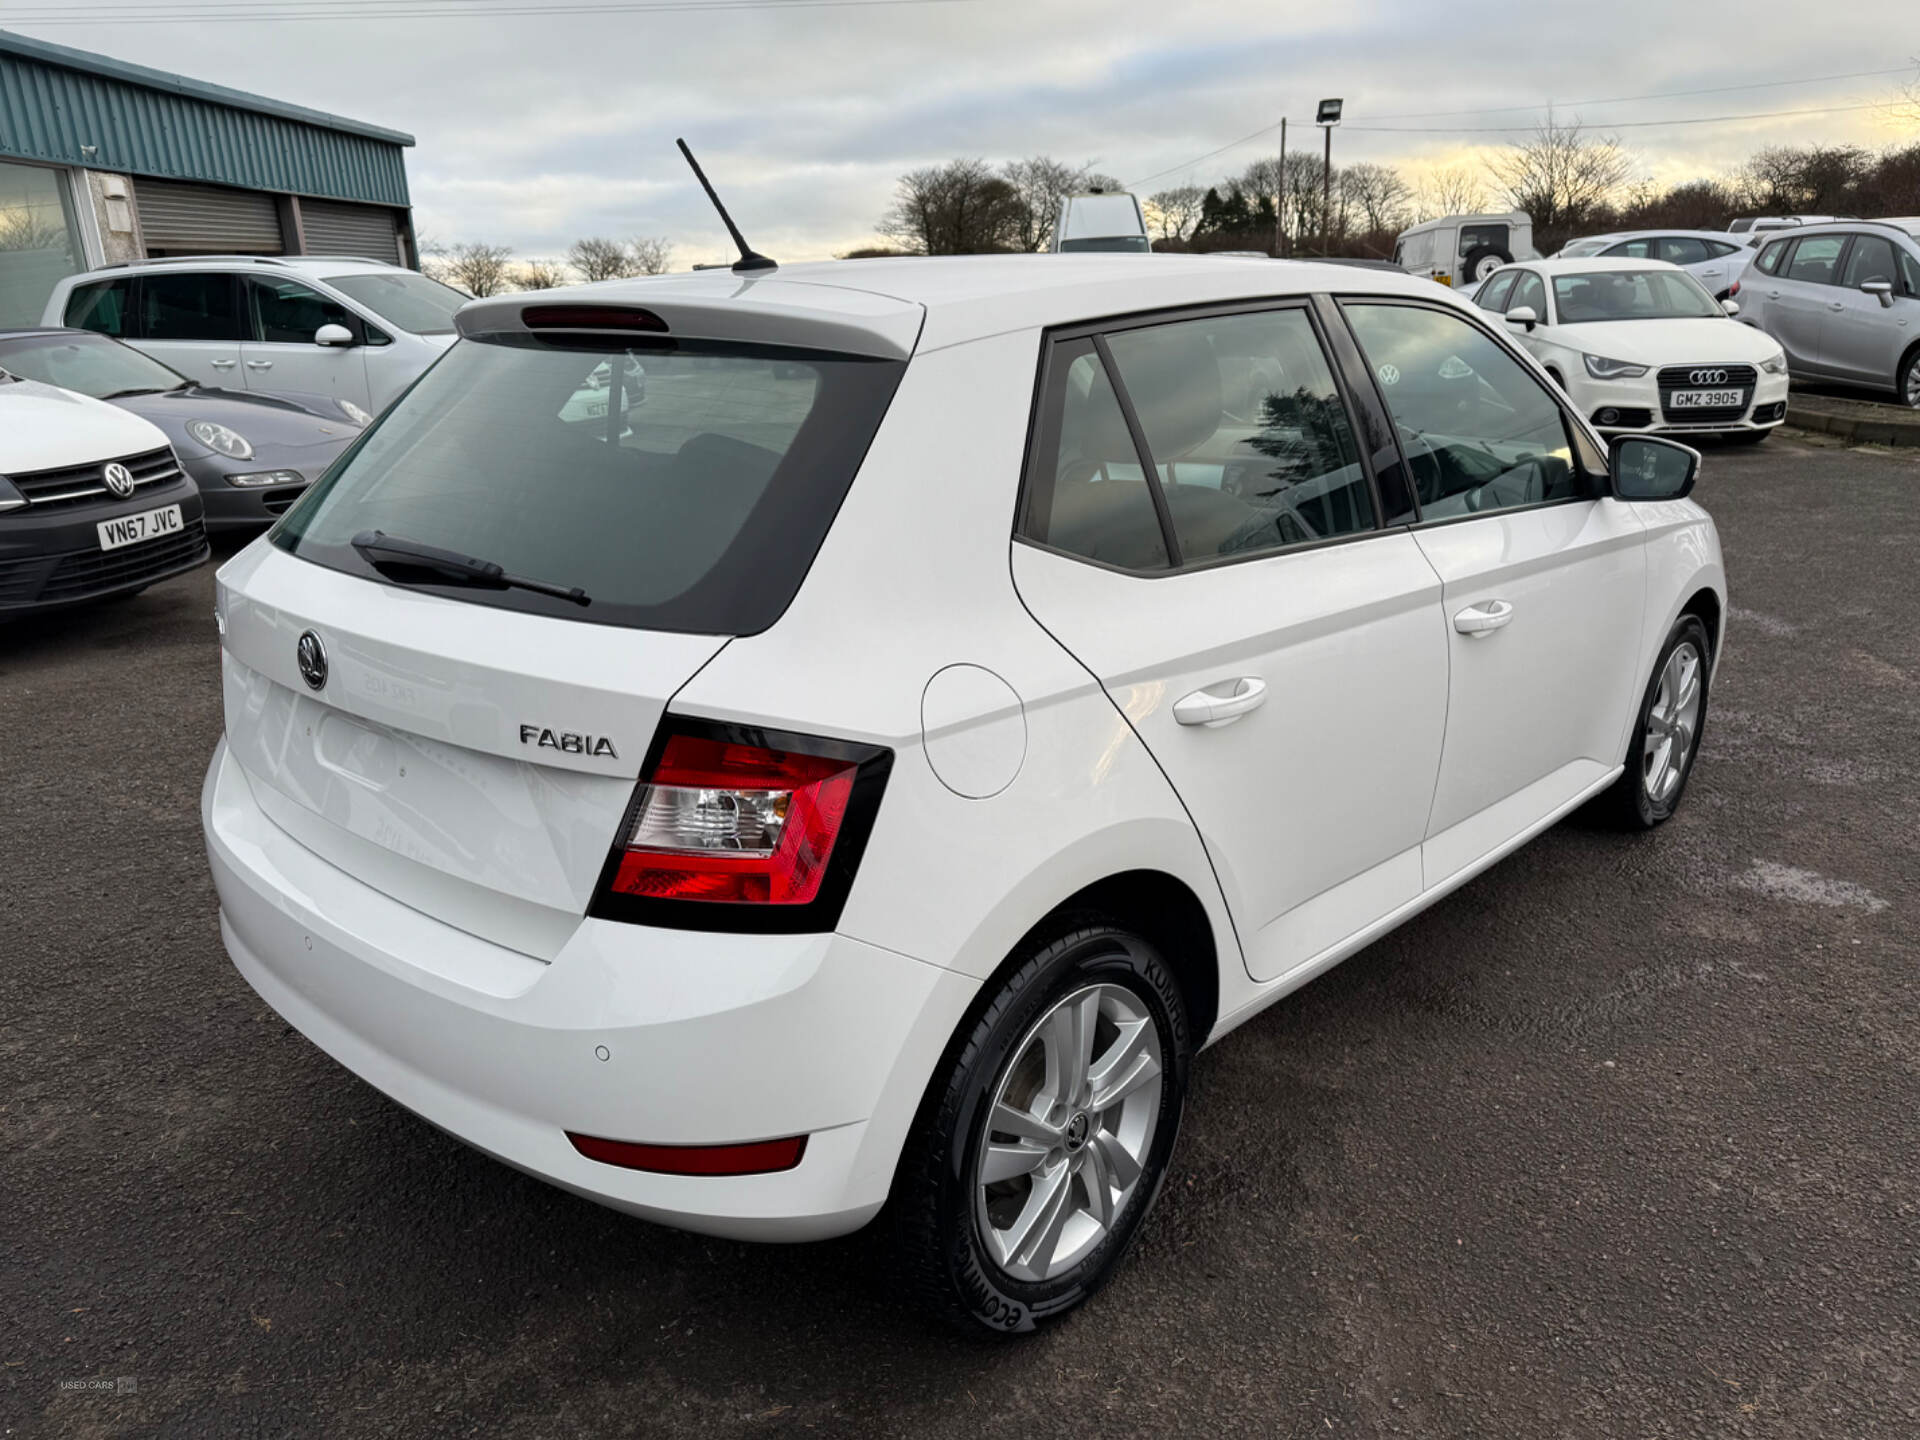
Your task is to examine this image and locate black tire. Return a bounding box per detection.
[892,922,1191,1337]
[1461,246,1510,285]
[1897,345,1920,409]
[1600,614,1713,829]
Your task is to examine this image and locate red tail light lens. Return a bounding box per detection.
[1728,279,1741,297]
[567,1131,806,1176]
[589,719,891,931]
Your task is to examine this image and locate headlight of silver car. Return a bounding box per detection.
[337,399,374,427]
[187,419,254,460]
[1583,354,1650,381]
[1760,353,1788,375]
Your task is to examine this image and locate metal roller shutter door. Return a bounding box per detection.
[133,179,284,254]
[300,200,403,262]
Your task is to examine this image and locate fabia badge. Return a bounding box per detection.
[296,630,328,691]
[520,724,617,758]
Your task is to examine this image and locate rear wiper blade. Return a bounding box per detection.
[350,530,590,606]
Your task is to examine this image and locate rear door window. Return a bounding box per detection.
[140,272,243,341]
[1458,224,1508,256]
[1784,236,1845,285]
[275,336,905,635]
[1658,237,1712,266]
[1102,308,1374,561]
[64,277,134,337]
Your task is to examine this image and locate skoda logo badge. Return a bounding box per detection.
[102,462,135,499]
[296,630,328,691]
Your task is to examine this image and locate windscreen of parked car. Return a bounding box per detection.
[273,334,905,635]
[1550,270,1722,323]
[323,271,470,334]
[1559,240,1609,258]
[0,333,186,398]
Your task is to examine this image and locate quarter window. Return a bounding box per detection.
[64,277,134,337]
[1753,239,1790,276]
[1838,235,1898,289]
[1024,340,1170,570]
[1784,236,1846,285]
[1343,303,1580,520]
[140,273,243,341]
[1103,309,1374,560]
[248,277,358,344]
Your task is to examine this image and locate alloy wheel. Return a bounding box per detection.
[973,982,1164,1283]
[1643,640,1704,805]
[1904,356,1920,408]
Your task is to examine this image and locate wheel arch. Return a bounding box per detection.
[1897,337,1920,403]
[1680,585,1723,663]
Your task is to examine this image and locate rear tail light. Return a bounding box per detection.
[1728,279,1741,297]
[588,718,892,932]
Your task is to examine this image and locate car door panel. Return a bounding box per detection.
[240,276,370,407]
[132,272,244,388]
[1412,501,1647,883]
[1824,234,1912,385]
[1770,236,1847,373]
[1013,537,1447,985]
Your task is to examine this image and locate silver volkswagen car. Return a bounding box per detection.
[1736,219,1920,406]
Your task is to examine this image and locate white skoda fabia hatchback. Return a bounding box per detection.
[203,256,1726,1334]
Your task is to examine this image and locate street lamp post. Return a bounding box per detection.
[1316,97,1342,255]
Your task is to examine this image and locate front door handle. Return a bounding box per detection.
[209,359,236,370]
[1828,301,1846,312]
[1454,599,1515,637]
[245,359,274,370]
[1173,676,1268,727]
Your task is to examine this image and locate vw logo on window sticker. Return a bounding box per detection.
[296,630,328,691]
[1688,368,1729,386]
[1376,363,1401,387]
[102,462,135,499]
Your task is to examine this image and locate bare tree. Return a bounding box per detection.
[1418,165,1488,219]
[515,259,567,291]
[1001,156,1084,252]
[568,236,632,283]
[0,211,71,252]
[1145,185,1206,242]
[1341,162,1413,236]
[1491,118,1631,244]
[439,242,514,298]
[628,235,673,276]
[880,159,1026,255]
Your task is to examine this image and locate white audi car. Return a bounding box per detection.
[202,256,1725,1335]
[1473,257,1789,441]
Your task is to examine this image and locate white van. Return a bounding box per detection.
[1393,212,1538,287]
[1052,191,1151,254]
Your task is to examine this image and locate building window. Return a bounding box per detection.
[0,160,84,327]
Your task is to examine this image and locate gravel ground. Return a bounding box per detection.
[3,430,1916,1438]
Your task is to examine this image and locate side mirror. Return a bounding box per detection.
[314,323,355,347]
[1721,299,1740,316]
[1862,280,1895,308]
[1504,304,1538,332]
[1611,436,1700,502]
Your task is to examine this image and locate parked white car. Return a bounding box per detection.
[1554,230,1754,299]
[1052,191,1151,253]
[202,255,1725,1335]
[1393,211,1539,287]
[44,255,469,416]
[1474,257,1789,441]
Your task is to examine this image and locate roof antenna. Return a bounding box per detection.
[676,138,776,274]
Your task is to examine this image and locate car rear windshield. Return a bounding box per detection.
[272,334,905,634]
[323,271,470,334]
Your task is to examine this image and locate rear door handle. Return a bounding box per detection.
[1828,301,1846,312]
[245,360,273,370]
[209,359,236,370]
[1454,599,1515,637]
[1173,676,1268,727]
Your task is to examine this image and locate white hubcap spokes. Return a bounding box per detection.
[1905,359,1920,408]
[1643,641,1704,805]
[974,982,1164,1284]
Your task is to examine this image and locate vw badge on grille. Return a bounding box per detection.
[296,630,328,691]
[103,462,135,499]
[1688,368,1729,386]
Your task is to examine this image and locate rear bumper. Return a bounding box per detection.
[0,479,209,615]
[202,739,977,1241]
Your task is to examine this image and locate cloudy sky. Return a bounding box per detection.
[8,0,1918,264]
